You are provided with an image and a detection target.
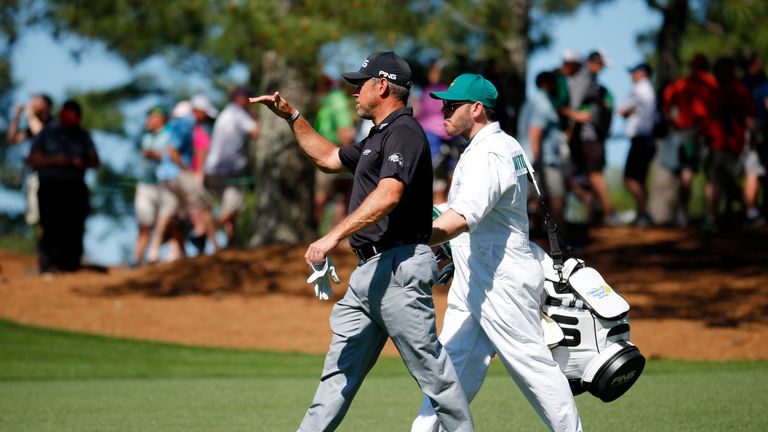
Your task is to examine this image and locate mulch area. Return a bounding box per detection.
[2,224,767,361]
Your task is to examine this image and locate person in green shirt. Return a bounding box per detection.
[313,77,357,229]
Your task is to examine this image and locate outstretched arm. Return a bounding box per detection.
[250,92,345,172]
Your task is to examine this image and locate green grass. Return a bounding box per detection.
[1,319,766,431]
[0,232,36,255]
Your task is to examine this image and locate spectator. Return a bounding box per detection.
[705,57,754,229]
[740,52,767,95]
[565,49,618,225]
[148,96,219,261]
[618,63,657,227]
[660,54,718,226]
[742,53,768,226]
[517,71,567,228]
[311,77,355,228]
[27,100,100,273]
[204,86,259,248]
[132,105,184,266]
[191,110,212,183]
[6,93,53,229]
[553,50,582,124]
[749,79,768,225]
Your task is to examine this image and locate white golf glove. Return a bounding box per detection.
[307,257,340,301]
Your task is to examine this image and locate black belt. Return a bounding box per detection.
[352,240,411,263]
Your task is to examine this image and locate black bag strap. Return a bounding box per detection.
[524,157,570,284]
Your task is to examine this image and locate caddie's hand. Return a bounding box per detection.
[306,257,340,301]
[436,262,455,286]
[249,91,294,120]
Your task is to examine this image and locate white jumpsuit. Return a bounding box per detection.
[412,122,583,432]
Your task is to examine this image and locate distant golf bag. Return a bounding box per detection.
[533,244,646,402]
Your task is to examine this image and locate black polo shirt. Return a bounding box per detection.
[338,107,433,250]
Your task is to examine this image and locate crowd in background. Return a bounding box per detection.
[4,49,767,272]
[514,49,766,233]
[132,87,258,267]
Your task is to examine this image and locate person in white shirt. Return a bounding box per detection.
[204,86,259,247]
[618,63,657,226]
[411,74,582,432]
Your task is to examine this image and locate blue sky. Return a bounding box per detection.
[4,0,661,264]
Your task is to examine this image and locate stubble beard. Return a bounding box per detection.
[444,116,467,138]
[356,102,374,121]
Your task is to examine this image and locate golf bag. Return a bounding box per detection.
[532,244,646,403]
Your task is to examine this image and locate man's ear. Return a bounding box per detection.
[377,79,390,97]
[471,102,485,121]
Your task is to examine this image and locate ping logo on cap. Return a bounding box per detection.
[379,71,397,80]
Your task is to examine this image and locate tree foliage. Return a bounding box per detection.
[684,0,768,59]
[26,0,610,246]
[641,0,768,89]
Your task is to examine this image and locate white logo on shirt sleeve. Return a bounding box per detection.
[362,149,372,156]
[388,153,404,167]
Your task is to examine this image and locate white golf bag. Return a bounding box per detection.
[532,243,646,403]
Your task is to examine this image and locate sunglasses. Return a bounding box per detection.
[441,100,472,116]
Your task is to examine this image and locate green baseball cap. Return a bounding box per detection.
[430,73,498,108]
[147,105,168,117]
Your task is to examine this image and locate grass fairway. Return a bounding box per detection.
[1,319,766,431]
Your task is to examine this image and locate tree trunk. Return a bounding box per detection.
[249,51,316,246]
[484,0,531,135]
[654,0,689,92]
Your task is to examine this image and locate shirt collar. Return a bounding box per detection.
[467,122,502,150]
[373,106,413,132]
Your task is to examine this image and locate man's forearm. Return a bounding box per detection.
[291,115,345,172]
[325,178,402,243]
[429,209,468,246]
[249,93,344,172]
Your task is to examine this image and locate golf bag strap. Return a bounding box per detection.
[523,155,566,283]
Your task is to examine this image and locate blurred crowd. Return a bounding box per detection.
[514,49,766,233]
[5,49,766,272]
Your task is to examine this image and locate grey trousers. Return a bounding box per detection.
[298,244,474,432]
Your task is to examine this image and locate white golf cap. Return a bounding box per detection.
[171,100,192,118]
[562,49,582,64]
[190,94,219,118]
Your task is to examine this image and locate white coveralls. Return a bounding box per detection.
[412,122,583,432]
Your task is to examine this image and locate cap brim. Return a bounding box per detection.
[429,90,464,101]
[341,71,372,84]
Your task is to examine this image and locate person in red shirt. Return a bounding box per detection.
[661,54,719,226]
[705,57,755,229]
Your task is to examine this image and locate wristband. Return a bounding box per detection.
[288,109,300,123]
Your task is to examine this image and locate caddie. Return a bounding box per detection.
[250,51,474,432]
[411,74,583,432]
